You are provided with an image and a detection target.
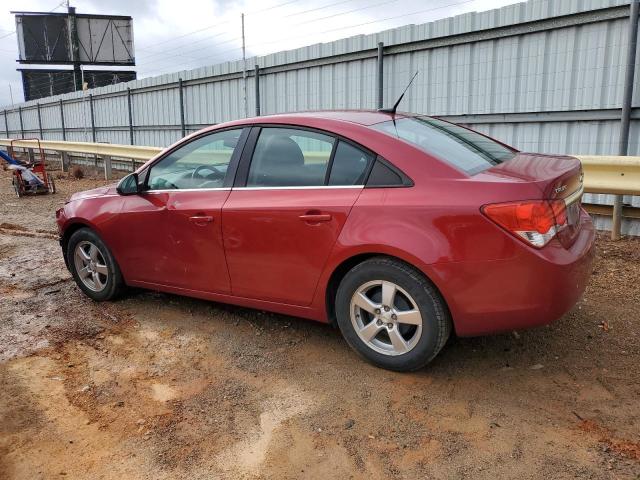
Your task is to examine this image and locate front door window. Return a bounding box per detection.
[147,129,242,190]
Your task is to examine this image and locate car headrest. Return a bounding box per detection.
[260,135,304,169]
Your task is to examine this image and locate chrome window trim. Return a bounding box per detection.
[232,185,364,191]
[144,187,231,194]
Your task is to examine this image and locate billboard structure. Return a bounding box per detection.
[20,69,137,101]
[13,7,135,99]
[15,11,134,65]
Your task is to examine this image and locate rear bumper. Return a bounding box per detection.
[431,210,596,337]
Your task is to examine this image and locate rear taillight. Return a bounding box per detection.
[482,199,568,248]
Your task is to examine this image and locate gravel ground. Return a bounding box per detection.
[0,166,639,479]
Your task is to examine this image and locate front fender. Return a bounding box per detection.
[56,194,125,269]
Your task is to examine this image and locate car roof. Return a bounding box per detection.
[237,110,411,126]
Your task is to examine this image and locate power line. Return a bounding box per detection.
[245,0,302,16]
[136,39,243,69]
[135,0,353,62]
[134,0,474,79]
[137,0,302,51]
[138,0,473,78]
[137,34,242,63]
[247,0,475,50]
[291,0,404,28]
[282,0,359,18]
[136,20,237,51]
[141,46,245,76]
[138,30,237,56]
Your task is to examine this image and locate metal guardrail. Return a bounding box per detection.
[1,139,639,236]
[574,155,640,196]
[0,138,162,161]
[1,139,638,195]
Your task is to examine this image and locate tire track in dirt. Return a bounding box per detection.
[0,222,58,240]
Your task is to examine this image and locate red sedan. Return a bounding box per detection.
[56,111,595,371]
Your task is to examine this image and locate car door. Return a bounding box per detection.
[112,128,248,294]
[222,126,375,306]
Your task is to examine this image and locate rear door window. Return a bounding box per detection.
[247,128,334,187]
[372,117,516,175]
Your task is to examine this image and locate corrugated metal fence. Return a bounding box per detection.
[2,0,639,233]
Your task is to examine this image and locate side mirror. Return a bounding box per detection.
[116,172,143,195]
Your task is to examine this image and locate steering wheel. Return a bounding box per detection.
[191,164,225,182]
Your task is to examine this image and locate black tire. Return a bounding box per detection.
[66,228,125,301]
[335,257,451,372]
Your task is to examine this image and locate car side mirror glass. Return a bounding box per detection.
[117,172,142,195]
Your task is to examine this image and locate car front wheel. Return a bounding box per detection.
[335,257,451,371]
[67,228,125,301]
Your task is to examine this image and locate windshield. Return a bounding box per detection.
[372,116,517,175]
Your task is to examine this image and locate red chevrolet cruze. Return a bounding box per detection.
[56,111,595,371]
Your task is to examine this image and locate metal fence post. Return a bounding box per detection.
[36,103,43,139]
[103,155,113,180]
[59,99,66,141]
[377,42,384,109]
[89,94,96,143]
[127,88,134,145]
[612,0,639,240]
[61,151,70,172]
[18,106,24,139]
[255,65,261,116]
[178,78,186,138]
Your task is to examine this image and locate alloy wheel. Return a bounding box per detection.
[73,240,109,292]
[350,280,423,356]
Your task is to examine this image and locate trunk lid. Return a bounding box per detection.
[477,153,585,248]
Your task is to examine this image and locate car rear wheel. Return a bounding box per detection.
[67,228,125,301]
[335,257,451,371]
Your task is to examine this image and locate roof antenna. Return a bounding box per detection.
[378,71,419,115]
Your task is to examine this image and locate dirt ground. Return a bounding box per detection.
[0,165,639,480]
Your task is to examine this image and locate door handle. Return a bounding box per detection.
[299,212,332,223]
[189,215,214,225]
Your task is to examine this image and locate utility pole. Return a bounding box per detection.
[8,84,14,106]
[241,13,248,118]
[612,0,639,240]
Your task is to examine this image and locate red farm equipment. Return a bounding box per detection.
[0,139,56,197]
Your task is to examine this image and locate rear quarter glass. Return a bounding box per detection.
[371,117,516,175]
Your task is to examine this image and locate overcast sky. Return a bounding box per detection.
[0,0,521,106]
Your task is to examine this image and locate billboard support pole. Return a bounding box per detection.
[127,88,134,145]
[59,99,66,141]
[612,0,639,240]
[36,103,43,139]
[178,78,186,138]
[255,65,260,116]
[68,6,82,92]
